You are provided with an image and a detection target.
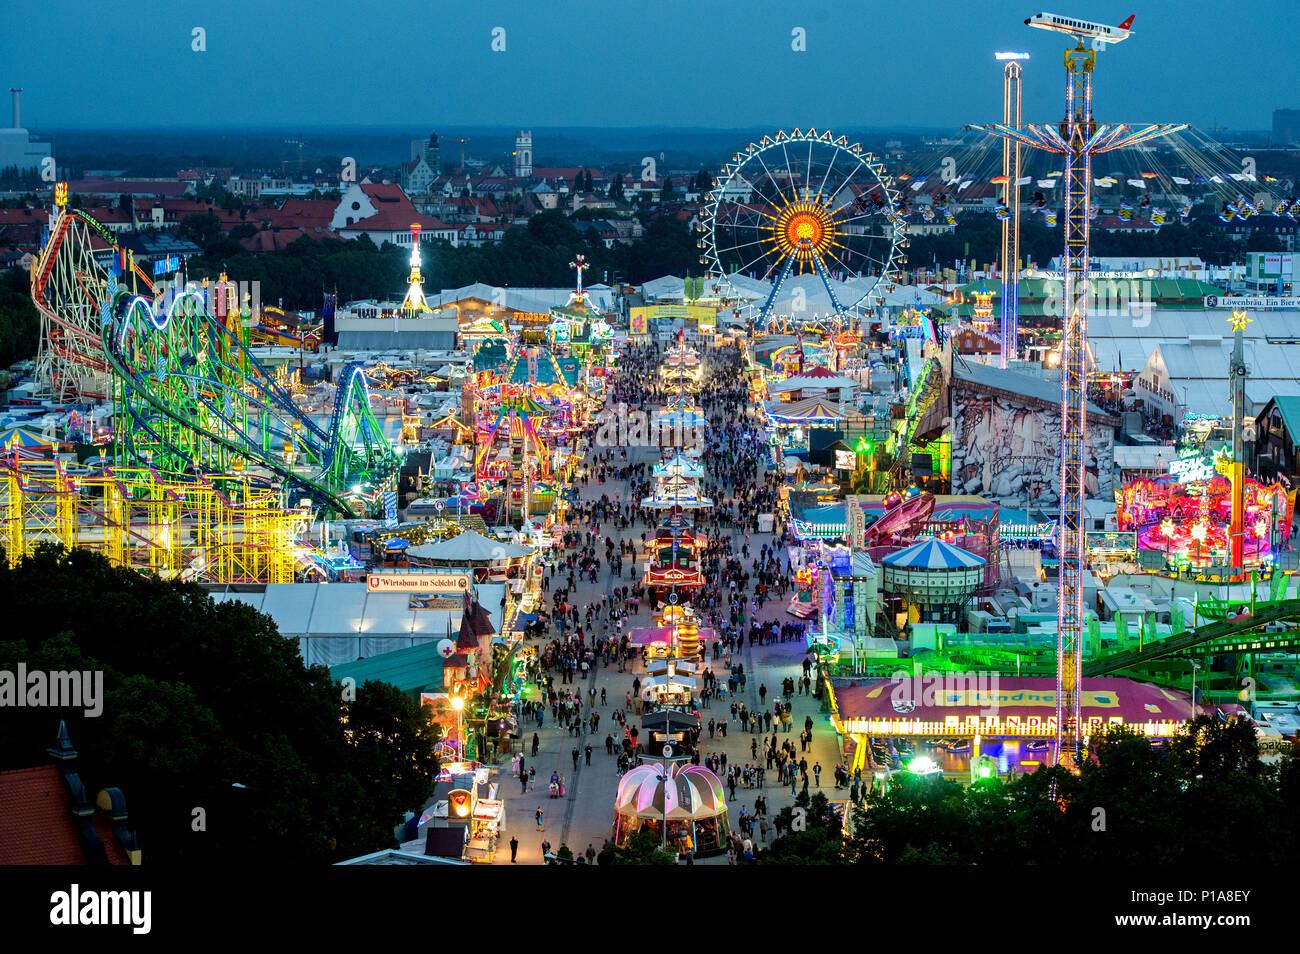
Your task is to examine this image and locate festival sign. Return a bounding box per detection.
[630,304,717,330]
[366,571,472,595]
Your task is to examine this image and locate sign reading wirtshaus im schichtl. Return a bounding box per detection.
[366,572,472,594]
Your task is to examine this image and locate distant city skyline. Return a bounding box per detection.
[1,0,1296,134]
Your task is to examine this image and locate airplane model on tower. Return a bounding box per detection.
[1024,11,1134,45]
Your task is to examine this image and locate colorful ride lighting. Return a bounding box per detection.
[770,201,836,263]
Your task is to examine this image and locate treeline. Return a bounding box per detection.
[0,546,441,864]
[759,719,1300,865]
[0,266,41,367]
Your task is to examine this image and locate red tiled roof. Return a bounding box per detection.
[270,199,336,231]
[84,206,132,222]
[360,183,410,204]
[0,207,46,224]
[341,208,452,234]
[0,765,129,865]
[241,228,306,253]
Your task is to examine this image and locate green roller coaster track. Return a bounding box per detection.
[100,275,398,517]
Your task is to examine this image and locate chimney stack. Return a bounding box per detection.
[9,88,20,129]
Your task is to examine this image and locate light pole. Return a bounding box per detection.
[451,694,465,762]
[1189,659,1201,725]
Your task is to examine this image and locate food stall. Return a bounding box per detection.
[465,798,505,863]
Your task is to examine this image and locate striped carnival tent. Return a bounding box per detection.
[0,426,51,448]
[612,763,729,853]
[880,538,985,616]
[615,763,725,820]
[881,538,985,570]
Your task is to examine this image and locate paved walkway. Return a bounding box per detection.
[492,372,844,865]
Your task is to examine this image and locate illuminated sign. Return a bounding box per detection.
[54,182,68,206]
[994,51,1030,60]
[1086,530,1137,555]
[1001,522,1057,540]
[834,449,856,471]
[152,255,181,276]
[448,788,472,818]
[837,714,1182,738]
[1168,451,1216,483]
[366,571,471,594]
[629,312,648,335]
[1204,295,1300,310]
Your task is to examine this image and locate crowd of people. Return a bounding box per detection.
[512,338,843,864]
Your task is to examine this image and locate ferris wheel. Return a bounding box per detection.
[700,128,906,330]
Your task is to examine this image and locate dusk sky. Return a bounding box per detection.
[2,0,1296,132]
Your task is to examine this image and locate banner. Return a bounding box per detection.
[630,304,718,331]
[410,594,466,610]
[367,571,472,594]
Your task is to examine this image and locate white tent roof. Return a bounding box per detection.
[711,272,943,316]
[768,375,860,392]
[405,528,533,563]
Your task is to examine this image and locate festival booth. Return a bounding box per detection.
[631,605,710,662]
[641,710,701,756]
[612,762,729,856]
[416,766,501,862]
[640,672,697,711]
[1115,468,1294,577]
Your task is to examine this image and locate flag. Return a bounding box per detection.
[1210,175,1223,183]
[990,175,1009,184]
[1141,172,1158,178]
[1094,179,1111,187]
[1016,176,1032,185]
[910,180,925,191]
[1038,178,1056,188]
[1172,176,1190,185]
[958,180,971,191]
[1127,179,1146,188]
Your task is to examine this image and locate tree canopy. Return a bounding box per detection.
[0,545,440,864]
[754,721,1298,865]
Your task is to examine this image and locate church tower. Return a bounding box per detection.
[514,130,532,178]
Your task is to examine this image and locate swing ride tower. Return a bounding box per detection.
[997,53,1026,368]
[975,32,1185,769]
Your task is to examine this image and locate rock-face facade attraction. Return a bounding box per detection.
[951,384,1115,507]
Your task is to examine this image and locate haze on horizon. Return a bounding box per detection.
[0,0,1293,134]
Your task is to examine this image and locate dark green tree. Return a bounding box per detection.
[0,545,441,864]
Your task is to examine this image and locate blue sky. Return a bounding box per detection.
[1,0,1295,131]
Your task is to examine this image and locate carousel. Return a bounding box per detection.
[612,761,729,856]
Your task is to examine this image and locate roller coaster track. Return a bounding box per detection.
[101,279,396,517]
[31,208,155,402]
[1084,599,1300,676]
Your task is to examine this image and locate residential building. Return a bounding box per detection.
[228,175,293,199]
